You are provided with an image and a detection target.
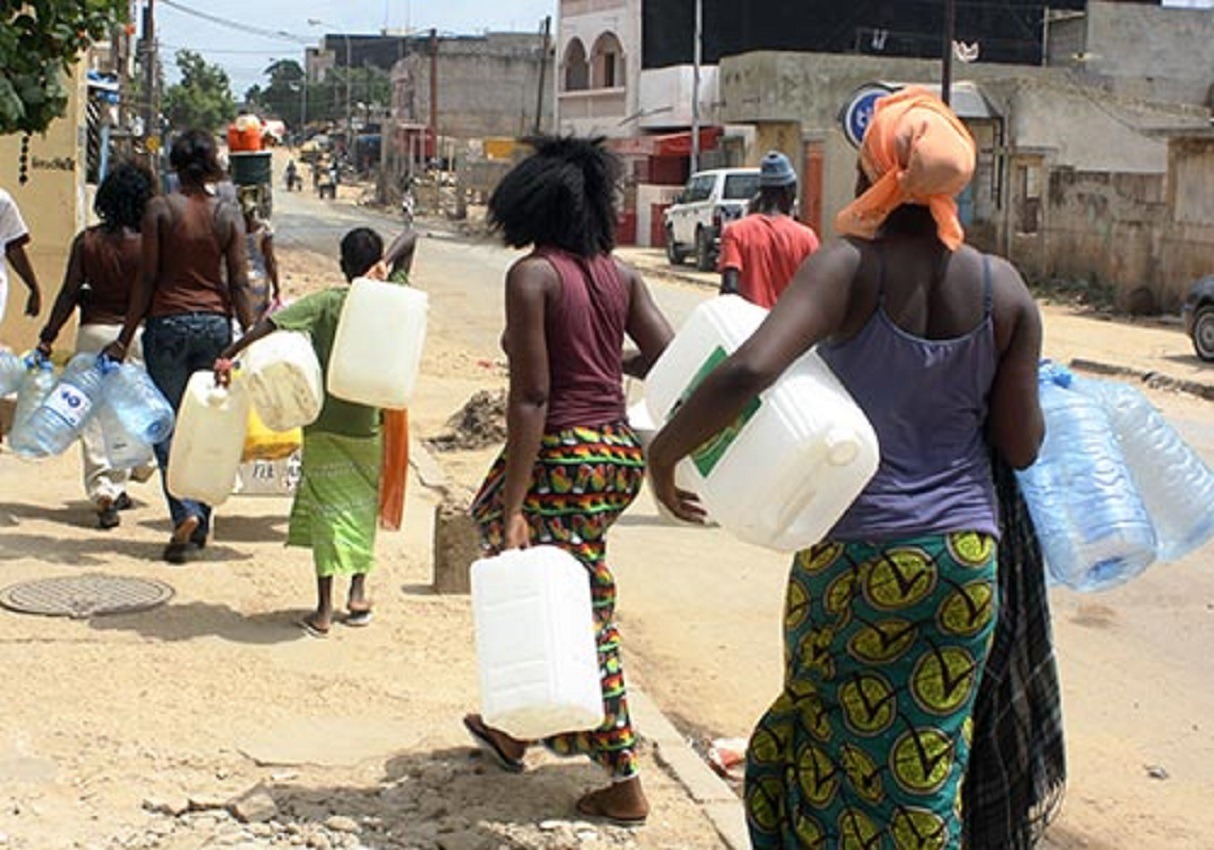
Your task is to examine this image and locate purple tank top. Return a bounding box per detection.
[536,248,628,430]
[818,255,999,541]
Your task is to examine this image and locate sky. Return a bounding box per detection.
[156,0,557,97]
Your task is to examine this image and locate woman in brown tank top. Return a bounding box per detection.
[104,129,258,563]
[38,162,157,529]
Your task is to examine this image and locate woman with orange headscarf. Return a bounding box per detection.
[648,88,1048,847]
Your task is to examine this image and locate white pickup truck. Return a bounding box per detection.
[663,167,761,271]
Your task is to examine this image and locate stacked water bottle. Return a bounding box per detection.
[0,348,174,468]
[1017,361,1214,591]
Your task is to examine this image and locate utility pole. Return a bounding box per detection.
[941,0,956,105]
[690,0,702,173]
[141,0,160,176]
[429,28,438,163]
[533,15,551,136]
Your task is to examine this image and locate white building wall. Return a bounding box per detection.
[557,0,640,137]
[636,65,719,130]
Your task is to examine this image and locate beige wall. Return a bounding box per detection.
[0,66,87,353]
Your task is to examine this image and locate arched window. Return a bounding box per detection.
[563,38,589,92]
[591,32,624,89]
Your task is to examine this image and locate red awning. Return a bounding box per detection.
[610,127,723,158]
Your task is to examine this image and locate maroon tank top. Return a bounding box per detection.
[79,226,140,325]
[536,248,629,430]
[149,193,231,318]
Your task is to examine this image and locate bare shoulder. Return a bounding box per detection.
[506,254,559,293]
[611,255,643,287]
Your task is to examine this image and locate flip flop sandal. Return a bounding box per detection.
[574,791,649,828]
[297,617,330,639]
[462,715,525,774]
[344,609,374,627]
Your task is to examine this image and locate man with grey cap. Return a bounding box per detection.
[718,151,819,307]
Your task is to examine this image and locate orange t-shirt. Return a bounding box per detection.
[718,214,820,308]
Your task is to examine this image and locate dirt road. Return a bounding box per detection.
[1,180,1211,849]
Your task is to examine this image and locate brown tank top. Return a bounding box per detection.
[149,193,232,317]
[79,226,141,325]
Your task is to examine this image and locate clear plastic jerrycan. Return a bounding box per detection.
[471,546,604,741]
[643,295,879,552]
[167,371,251,506]
[241,330,323,432]
[328,277,428,409]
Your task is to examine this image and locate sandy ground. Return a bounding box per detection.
[2,179,1212,848]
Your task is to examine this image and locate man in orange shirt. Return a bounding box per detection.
[718,151,820,308]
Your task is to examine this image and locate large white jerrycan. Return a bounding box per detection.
[241,330,323,431]
[167,371,251,506]
[471,546,604,741]
[328,277,428,409]
[644,295,879,552]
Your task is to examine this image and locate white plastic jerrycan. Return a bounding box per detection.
[644,295,879,552]
[471,546,604,741]
[328,277,428,409]
[167,370,251,506]
[241,330,323,432]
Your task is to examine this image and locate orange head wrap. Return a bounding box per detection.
[835,86,977,251]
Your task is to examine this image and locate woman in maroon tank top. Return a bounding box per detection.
[38,162,156,529]
[104,129,258,563]
[461,137,673,825]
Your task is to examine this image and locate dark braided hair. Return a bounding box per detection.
[169,128,223,186]
[94,162,155,233]
[487,135,620,257]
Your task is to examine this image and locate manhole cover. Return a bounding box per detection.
[0,574,174,619]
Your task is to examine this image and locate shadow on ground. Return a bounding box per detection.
[88,601,305,645]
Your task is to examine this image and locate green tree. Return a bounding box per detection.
[257,59,306,129]
[0,0,129,134]
[162,49,237,133]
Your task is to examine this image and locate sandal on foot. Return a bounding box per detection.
[574,789,649,827]
[462,715,525,774]
[97,501,120,530]
[297,617,330,639]
[344,608,374,627]
[162,540,197,564]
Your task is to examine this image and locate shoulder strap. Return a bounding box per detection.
[982,255,993,317]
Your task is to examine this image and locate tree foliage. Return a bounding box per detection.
[162,49,237,133]
[244,58,390,131]
[0,0,129,134]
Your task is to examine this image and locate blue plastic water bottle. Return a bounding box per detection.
[11,353,110,457]
[93,401,155,469]
[102,361,175,445]
[0,349,24,396]
[8,354,57,456]
[1078,378,1214,563]
[1016,362,1157,591]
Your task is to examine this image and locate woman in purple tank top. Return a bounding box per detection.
[649,90,1049,848]
[462,137,673,825]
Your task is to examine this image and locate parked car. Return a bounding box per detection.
[664,167,761,271]
[1182,275,1214,361]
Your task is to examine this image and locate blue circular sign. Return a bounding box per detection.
[841,84,894,148]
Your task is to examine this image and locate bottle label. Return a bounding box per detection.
[44,384,94,430]
[667,346,761,477]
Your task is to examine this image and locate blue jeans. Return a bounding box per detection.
[143,313,232,535]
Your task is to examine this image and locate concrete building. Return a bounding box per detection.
[1047,1,1214,108]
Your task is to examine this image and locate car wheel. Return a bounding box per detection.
[695,228,714,272]
[1192,303,1214,362]
[665,226,685,265]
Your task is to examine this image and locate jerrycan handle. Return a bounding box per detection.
[770,427,860,536]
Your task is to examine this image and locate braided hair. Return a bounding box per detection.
[487,135,621,257]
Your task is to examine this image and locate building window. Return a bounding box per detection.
[563,39,589,92]
[591,32,624,89]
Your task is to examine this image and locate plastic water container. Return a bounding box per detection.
[0,349,24,396]
[328,277,428,409]
[166,371,251,506]
[471,546,604,741]
[9,353,108,457]
[1016,364,1157,590]
[643,295,880,552]
[241,330,323,431]
[8,355,56,452]
[102,361,175,445]
[93,401,155,469]
[1077,378,1214,562]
